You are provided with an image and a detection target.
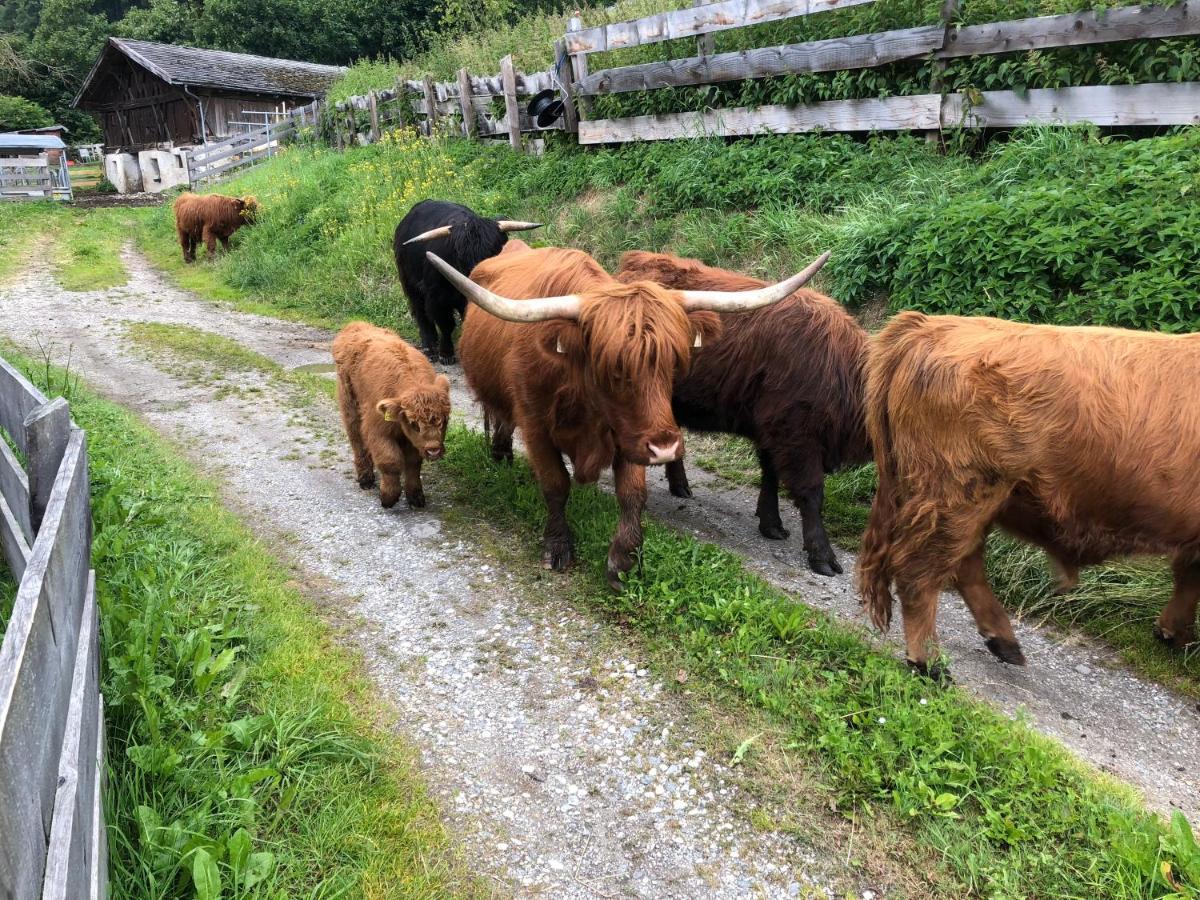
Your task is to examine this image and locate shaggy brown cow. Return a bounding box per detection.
[427,246,829,589]
[858,311,1200,679]
[174,192,259,263]
[332,321,451,509]
[617,251,869,575]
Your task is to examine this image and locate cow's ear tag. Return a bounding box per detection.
[693,332,702,349]
[556,336,565,354]
[383,410,395,422]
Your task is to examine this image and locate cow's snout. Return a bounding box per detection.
[647,439,681,465]
[425,446,444,461]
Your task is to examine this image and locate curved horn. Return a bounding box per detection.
[496,220,543,233]
[425,252,580,322]
[403,224,453,245]
[679,252,831,312]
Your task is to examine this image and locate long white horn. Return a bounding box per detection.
[496,220,543,233]
[425,252,580,322]
[679,252,831,312]
[403,225,453,245]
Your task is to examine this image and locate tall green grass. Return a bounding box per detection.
[0,347,473,897]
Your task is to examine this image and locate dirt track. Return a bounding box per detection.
[3,244,1199,893]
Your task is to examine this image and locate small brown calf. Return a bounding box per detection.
[332,321,451,508]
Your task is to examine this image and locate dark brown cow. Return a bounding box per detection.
[858,311,1200,679]
[617,251,869,575]
[332,321,451,509]
[427,244,829,589]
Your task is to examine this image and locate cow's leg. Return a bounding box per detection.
[665,459,692,499]
[219,234,231,253]
[608,456,648,592]
[895,579,950,682]
[490,420,514,464]
[201,225,217,259]
[1048,555,1080,595]
[431,303,458,364]
[954,544,1024,665]
[775,442,839,575]
[1155,554,1200,649]
[400,440,426,508]
[336,376,374,488]
[365,430,405,508]
[526,429,573,570]
[755,447,788,541]
[178,229,192,263]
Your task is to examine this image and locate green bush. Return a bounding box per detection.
[0,93,53,130]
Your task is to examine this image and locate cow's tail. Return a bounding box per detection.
[856,312,925,632]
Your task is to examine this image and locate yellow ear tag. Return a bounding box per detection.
[383,410,395,422]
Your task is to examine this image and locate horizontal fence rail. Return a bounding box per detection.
[188,101,317,186]
[0,354,105,898]
[0,158,72,203]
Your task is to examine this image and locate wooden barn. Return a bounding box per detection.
[72,38,344,151]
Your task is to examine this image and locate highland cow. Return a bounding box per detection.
[616,251,869,576]
[332,321,451,509]
[173,192,258,263]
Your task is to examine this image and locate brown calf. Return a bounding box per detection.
[174,192,258,263]
[332,321,451,509]
[858,311,1200,678]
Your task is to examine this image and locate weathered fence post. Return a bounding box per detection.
[929,0,962,143]
[422,76,440,136]
[457,68,478,139]
[500,55,523,151]
[693,0,715,57]
[367,90,380,143]
[566,13,593,120]
[553,40,580,134]
[24,397,70,534]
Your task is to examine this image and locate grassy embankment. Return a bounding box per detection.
[0,341,474,897]
[127,123,1200,699]
[76,316,1200,897]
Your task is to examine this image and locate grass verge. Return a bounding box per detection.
[2,345,475,897]
[52,207,130,292]
[439,425,1200,898]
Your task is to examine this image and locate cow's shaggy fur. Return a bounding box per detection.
[332,321,451,509]
[459,246,720,589]
[858,311,1200,677]
[174,192,258,262]
[616,251,869,575]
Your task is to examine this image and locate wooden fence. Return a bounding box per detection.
[325,0,1200,150]
[1,157,73,202]
[189,100,319,186]
[566,0,1200,143]
[0,355,105,898]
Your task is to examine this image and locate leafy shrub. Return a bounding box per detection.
[0,93,53,130]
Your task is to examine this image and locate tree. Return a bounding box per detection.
[0,94,54,130]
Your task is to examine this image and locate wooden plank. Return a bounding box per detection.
[0,173,53,186]
[953,81,1200,127]
[695,0,716,56]
[565,0,877,53]
[368,90,380,142]
[189,126,273,162]
[422,76,439,135]
[555,40,580,133]
[89,698,106,900]
[0,493,31,581]
[0,356,48,456]
[939,2,1200,60]
[42,573,98,900]
[0,159,49,169]
[457,68,478,139]
[927,0,960,141]
[500,55,523,151]
[579,92,943,142]
[577,24,945,94]
[24,399,71,535]
[0,431,89,898]
[0,437,31,546]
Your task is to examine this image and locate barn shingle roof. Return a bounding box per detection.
[74,38,345,106]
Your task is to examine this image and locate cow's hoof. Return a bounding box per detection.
[440,353,457,365]
[668,482,693,500]
[984,636,1026,665]
[380,494,400,509]
[759,523,790,541]
[491,450,514,465]
[907,658,954,685]
[406,489,426,508]
[542,543,574,571]
[357,472,376,490]
[605,563,626,593]
[421,347,438,361]
[1153,623,1196,651]
[808,553,843,577]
